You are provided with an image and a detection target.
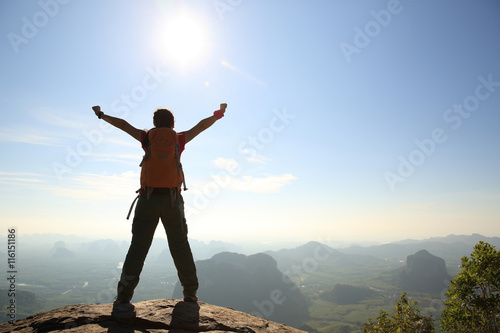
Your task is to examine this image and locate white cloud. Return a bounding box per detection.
[240,149,268,164]
[205,173,296,193]
[103,137,140,148]
[227,173,296,193]
[0,171,46,185]
[0,170,140,202]
[0,171,43,177]
[91,152,141,166]
[213,157,240,171]
[33,107,88,130]
[207,157,296,193]
[52,171,140,201]
[0,126,60,146]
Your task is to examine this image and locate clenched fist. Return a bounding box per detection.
[92,105,101,117]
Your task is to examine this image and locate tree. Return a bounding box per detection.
[364,292,435,332]
[441,241,500,332]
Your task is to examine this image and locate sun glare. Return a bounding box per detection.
[160,12,208,68]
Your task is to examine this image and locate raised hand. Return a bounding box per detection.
[92,105,101,117]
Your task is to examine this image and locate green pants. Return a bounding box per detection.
[117,189,198,301]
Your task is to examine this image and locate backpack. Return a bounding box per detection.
[126,127,187,219]
[140,127,187,190]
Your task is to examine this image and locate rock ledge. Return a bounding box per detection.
[0,299,306,332]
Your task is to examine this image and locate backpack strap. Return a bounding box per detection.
[126,187,154,220]
[175,143,188,191]
[139,130,152,168]
[126,190,141,220]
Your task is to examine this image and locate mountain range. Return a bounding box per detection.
[340,233,500,267]
[0,232,497,330]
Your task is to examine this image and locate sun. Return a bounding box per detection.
[159,12,208,69]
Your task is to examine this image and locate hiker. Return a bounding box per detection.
[92,103,227,306]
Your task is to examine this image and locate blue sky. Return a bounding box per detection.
[1,0,499,248]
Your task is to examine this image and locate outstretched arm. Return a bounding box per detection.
[92,106,143,142]
[184,103,227,144]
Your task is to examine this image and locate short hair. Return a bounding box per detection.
[153,108,174,128]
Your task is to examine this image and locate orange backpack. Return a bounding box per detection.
[126,127,187,219]
[139,127,187,191]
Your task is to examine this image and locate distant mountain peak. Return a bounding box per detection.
[172,251,309,327]
[274,241,340,257]
[414,249,432,256]
[397,250,451,293]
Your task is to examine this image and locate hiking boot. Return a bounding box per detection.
[112,298,136,318]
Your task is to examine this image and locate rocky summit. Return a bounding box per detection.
[0,299,306,333]
[397,249,451,293]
